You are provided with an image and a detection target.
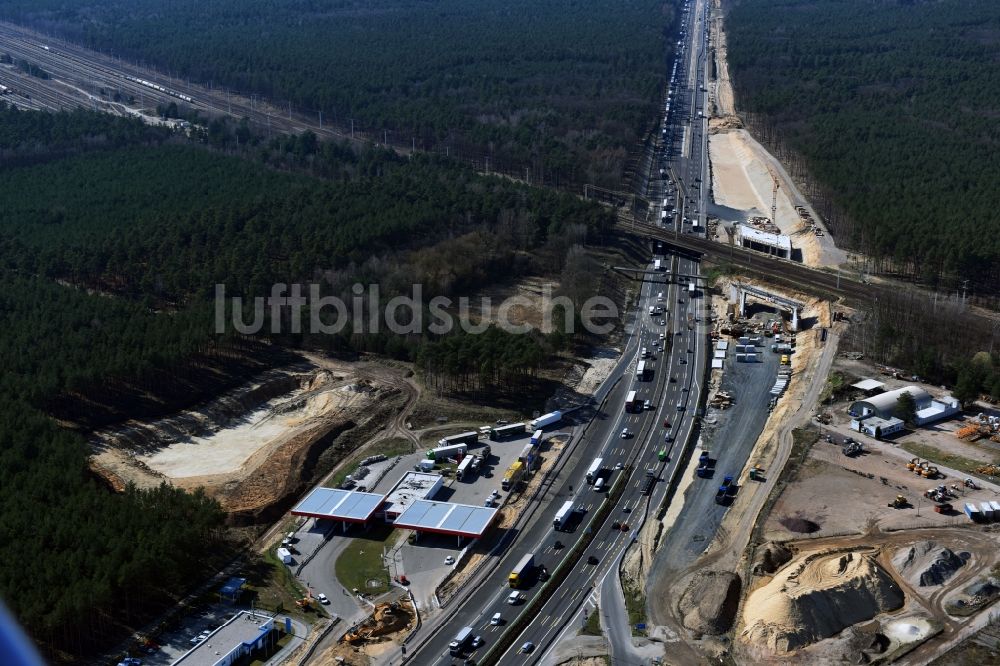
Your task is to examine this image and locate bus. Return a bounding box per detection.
[553,500,575,530]
[625,390,639,412]
[586,457,604,484]
[658,447,668,462]
[509,553,535,588]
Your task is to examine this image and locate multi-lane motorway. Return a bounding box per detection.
[409,1,718,663]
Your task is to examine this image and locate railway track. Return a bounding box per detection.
[624,218,873,302]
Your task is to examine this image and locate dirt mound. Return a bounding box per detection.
[779,513,821,533]
[741,549,904,652]
[678,571,741,635]
[893,541,965,587]
[753,541,793,575]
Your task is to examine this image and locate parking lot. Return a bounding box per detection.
[289,426,561,611]
[135,604,248,665]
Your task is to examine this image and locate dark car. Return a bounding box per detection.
[587,555,599,565]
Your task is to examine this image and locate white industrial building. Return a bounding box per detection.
[849,385,960,427]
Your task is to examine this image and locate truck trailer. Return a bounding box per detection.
[490,422,526,440]
[456,455,476,481]
[553,500,575,530]
[449,626,475,655]
[438,431,479,448]
[585,457,604,484]
[502,461,526,491]
[531,411,562,429]
[509,553,535,588]
[530,429,543,446]
[427,443,468,460]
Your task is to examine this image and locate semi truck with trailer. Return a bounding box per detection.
[502,461,526,491]
[455,455,476,481]
[427,443,468,460]
[490,423,526,440]
[509,553,535,588]
[585,457,603,484]
[438,431,479,447]
[530,411,562,429]
[553,500,575,530]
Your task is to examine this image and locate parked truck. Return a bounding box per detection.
[438,431,479,448]
[509,553,535,588]
[502,461,526,491]
[530,411,562,430]
[490,423,526,440]
[456,455,476,481]
[427,443,468,460]
[530,429,544,446]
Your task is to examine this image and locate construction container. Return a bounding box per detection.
[965,503,980,521]
[736,354,747,363]
[981,502,994,521]
[738,337,750,345]
[991,500,1000,518]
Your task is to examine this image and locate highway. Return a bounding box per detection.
[410,3,721,663]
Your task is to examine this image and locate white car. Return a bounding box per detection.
[620,428,630,439]
[490,612,503,626]
[615,462,623,470]
[444,556,455,565]
[317,593,329,605]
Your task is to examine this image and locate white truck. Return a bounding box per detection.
[553,500,575,530]
[530,411,562,429]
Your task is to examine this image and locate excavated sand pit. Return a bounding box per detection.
[741,548,904,652]
[89,361,398,513]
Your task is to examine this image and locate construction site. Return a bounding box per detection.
[88,355,411,518]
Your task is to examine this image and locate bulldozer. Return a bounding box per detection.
[888,495,908,509]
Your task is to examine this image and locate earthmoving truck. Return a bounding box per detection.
[509,553,534,588]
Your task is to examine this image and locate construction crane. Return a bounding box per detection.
[770,175,779,226]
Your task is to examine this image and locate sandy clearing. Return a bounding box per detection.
[709,130,834,268]
[138,383,369,479]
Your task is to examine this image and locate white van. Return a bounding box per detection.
[594,478,606,492]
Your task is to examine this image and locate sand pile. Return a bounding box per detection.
[893,541,965,587]
[741,549,904,652]
[753,541,793,575]
[678,571,741,635]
